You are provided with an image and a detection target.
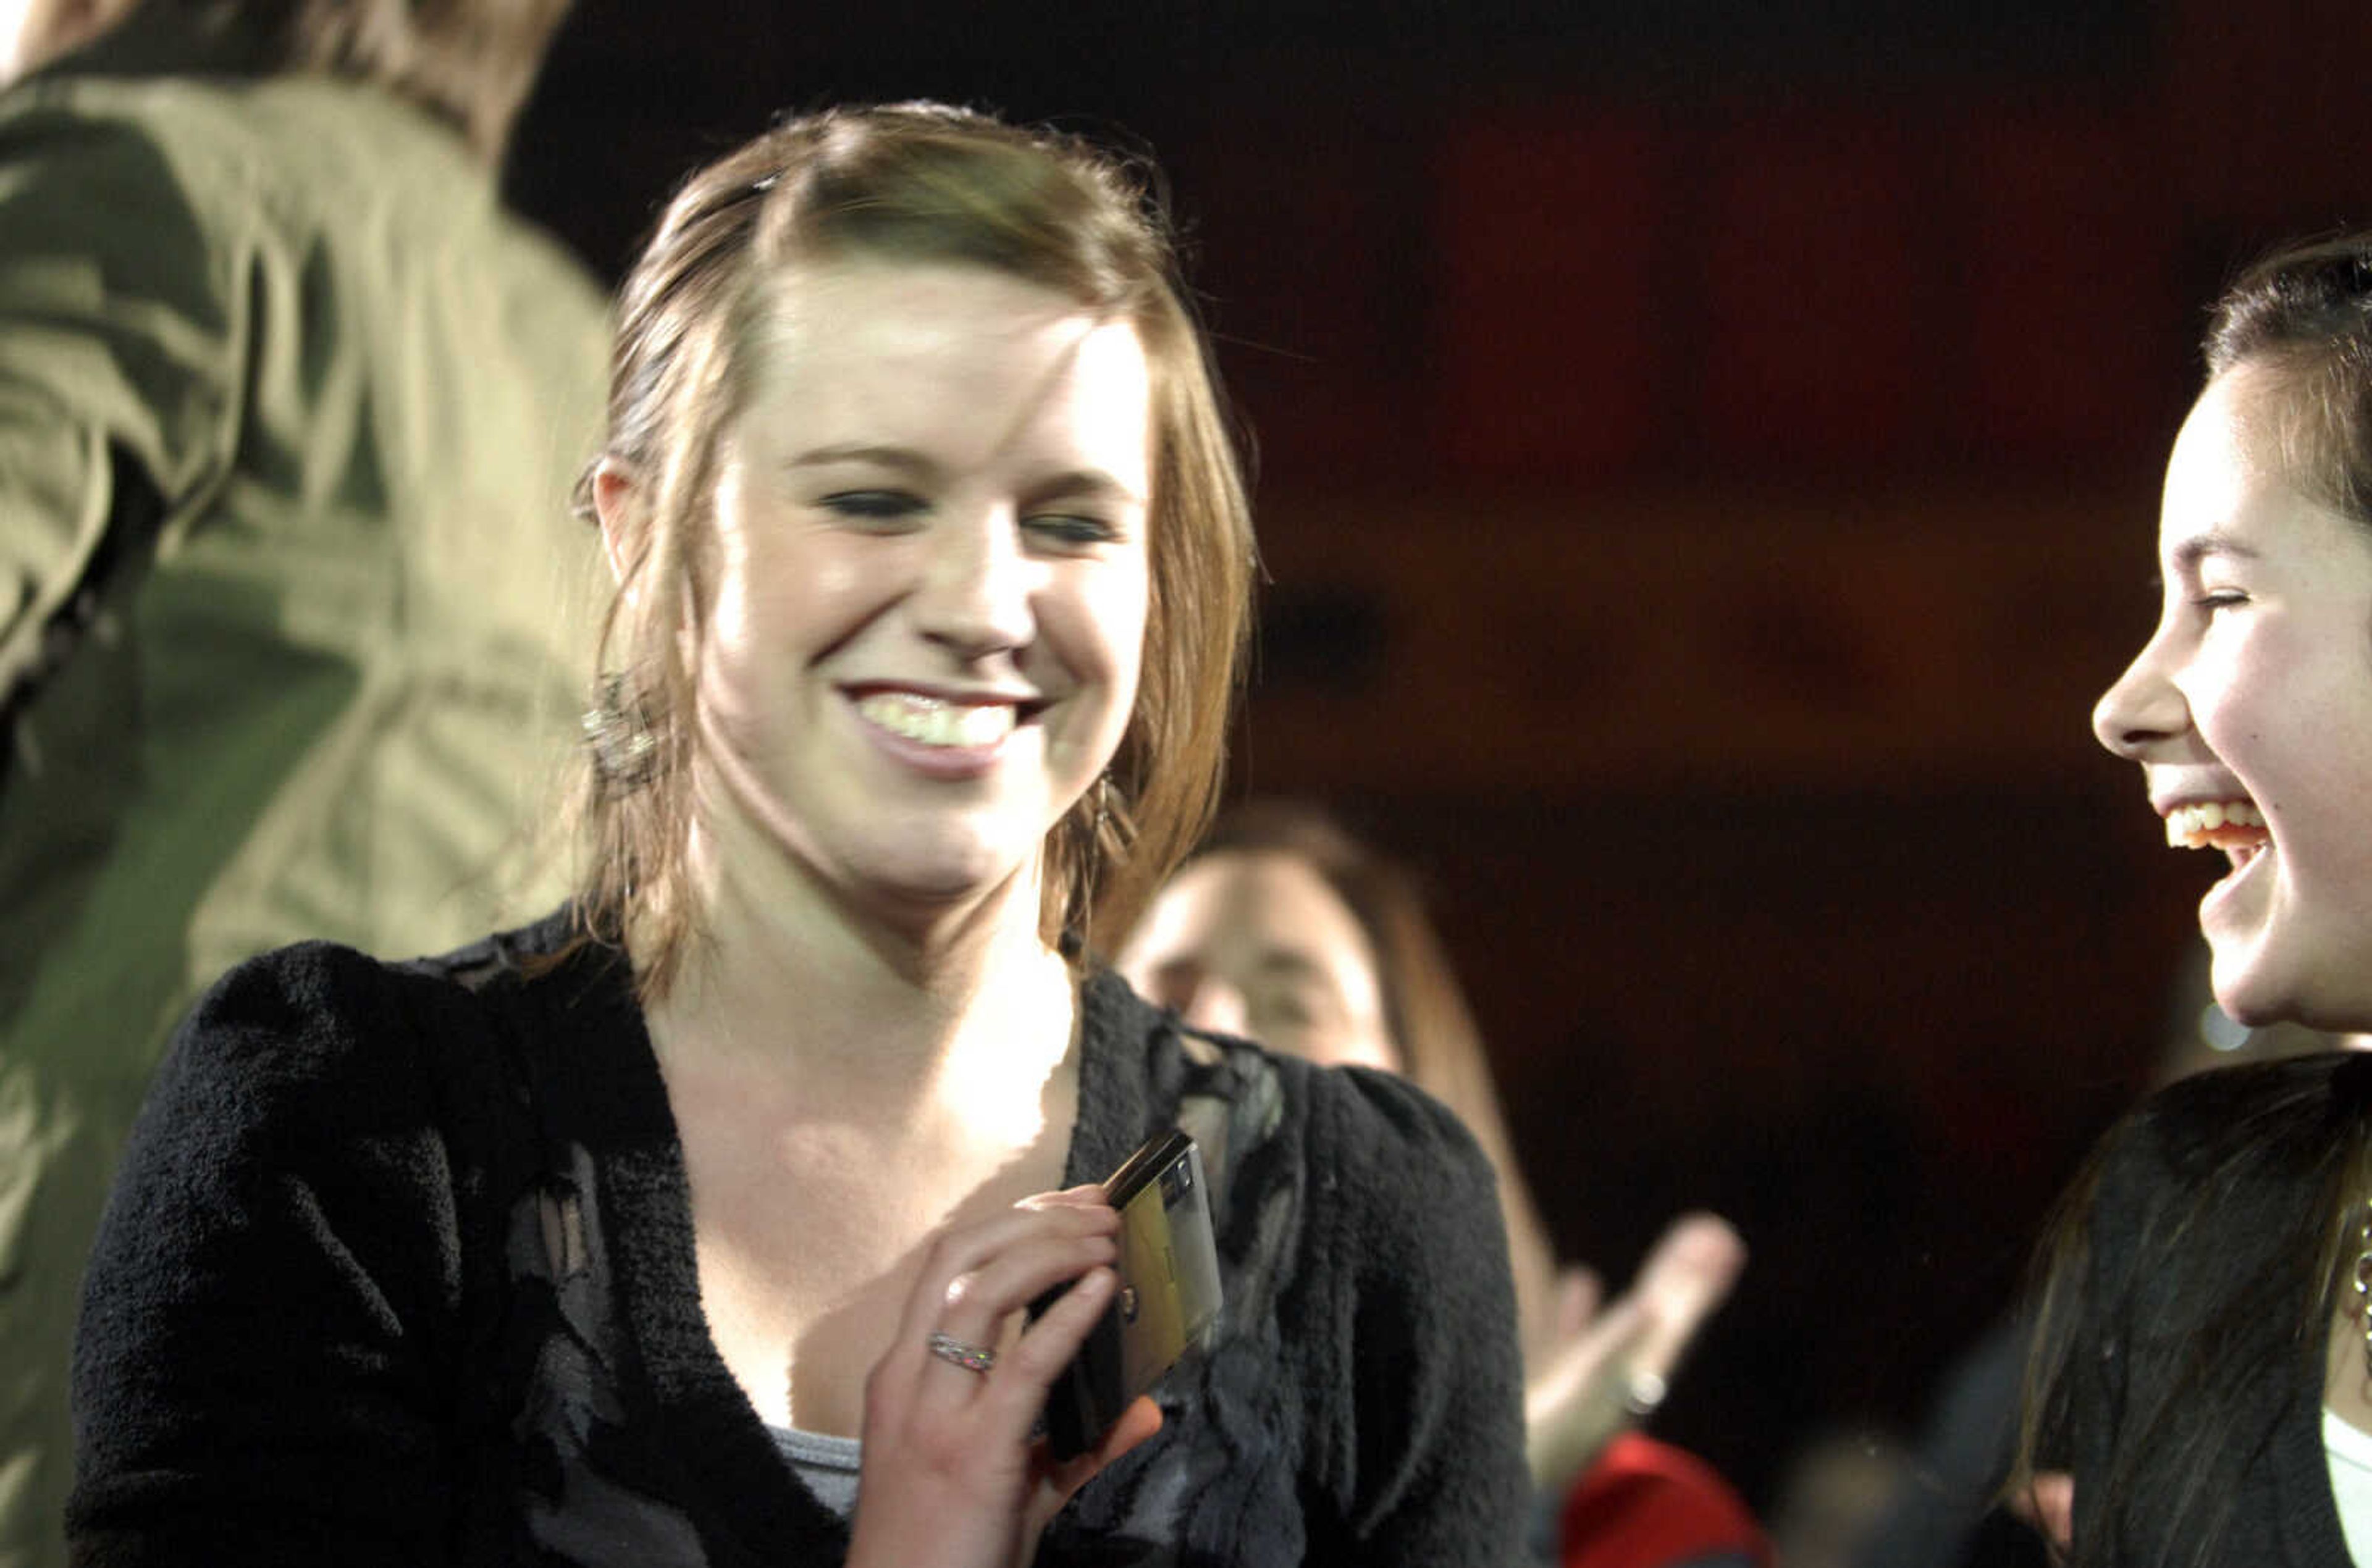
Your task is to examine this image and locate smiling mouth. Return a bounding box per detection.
[2164,799,2269,870]
[854,692,1020,748]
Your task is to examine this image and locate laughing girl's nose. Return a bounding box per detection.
[2093,638,2190,759]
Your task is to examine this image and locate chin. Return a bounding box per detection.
[2211,989,2294,1031]
[2210,945,2372,1035]
[2204,942,2298,1031]
[854,823,1030,908]
[864,852,1004,908]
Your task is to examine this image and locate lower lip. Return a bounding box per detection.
[847,698,1017,780]
[2200,841,2271,921]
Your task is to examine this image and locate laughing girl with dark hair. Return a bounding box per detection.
[2022,233,2372,1568]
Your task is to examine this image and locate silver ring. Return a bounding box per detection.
[927,1330,996,1374]
[1621,1369,1668,1417]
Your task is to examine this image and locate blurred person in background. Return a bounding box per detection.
[1118,798,1767,1567]
[0,0,605,1560]
[1768,1428,1914,1568]
[1,1,134,81]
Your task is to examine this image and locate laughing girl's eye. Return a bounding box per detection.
[820,490,927,526]
[2193,588,2250,611]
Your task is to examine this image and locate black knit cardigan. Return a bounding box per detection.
[67,912,1528,1566]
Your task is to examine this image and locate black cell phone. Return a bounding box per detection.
[1035,1128,1224,1460]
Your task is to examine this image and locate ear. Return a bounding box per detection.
[590,457,639,587]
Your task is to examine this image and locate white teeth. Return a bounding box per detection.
[855,692,1016,748]
[2164,799,2265,846]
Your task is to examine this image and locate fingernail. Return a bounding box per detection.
[1022,1184,1107,1212]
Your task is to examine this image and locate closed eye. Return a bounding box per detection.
[1253,992,1320,1029]
[1024,513,1123,550]
[819,490,927,526]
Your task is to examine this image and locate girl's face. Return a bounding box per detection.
[681,259,1153,929]
[2095,367,2372,1029]
[1116,849,1400,1071]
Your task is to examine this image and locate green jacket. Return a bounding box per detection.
[0,19,610,1566]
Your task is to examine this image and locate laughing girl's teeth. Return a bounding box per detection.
[2164,799,2265,847]
[856,693,1015,747]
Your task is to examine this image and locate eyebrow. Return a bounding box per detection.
[786,443,1147,506]
[787,443,939,476]
[2169,530,2261,572]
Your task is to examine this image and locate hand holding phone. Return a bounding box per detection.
[1035,1130,1224,1460]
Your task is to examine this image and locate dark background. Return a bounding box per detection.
[502,0,2372,1512]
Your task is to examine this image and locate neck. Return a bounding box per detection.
[642,803,1079,1142]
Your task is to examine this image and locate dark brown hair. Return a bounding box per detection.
[2204,232,2372,524]
[575,104,1256,999]
[2014,1054,2372,1567]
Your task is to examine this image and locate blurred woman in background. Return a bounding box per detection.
[1119,799,1765,1567]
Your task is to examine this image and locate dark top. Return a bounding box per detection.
[66,912,1528,1566]
[2043,1053,2365,1568]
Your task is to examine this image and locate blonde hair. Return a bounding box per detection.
[573,104,1256,999]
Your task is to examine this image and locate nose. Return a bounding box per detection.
[1176,974,1250,1038]
[2092,635,2189,759]
[914,508,1035,661]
